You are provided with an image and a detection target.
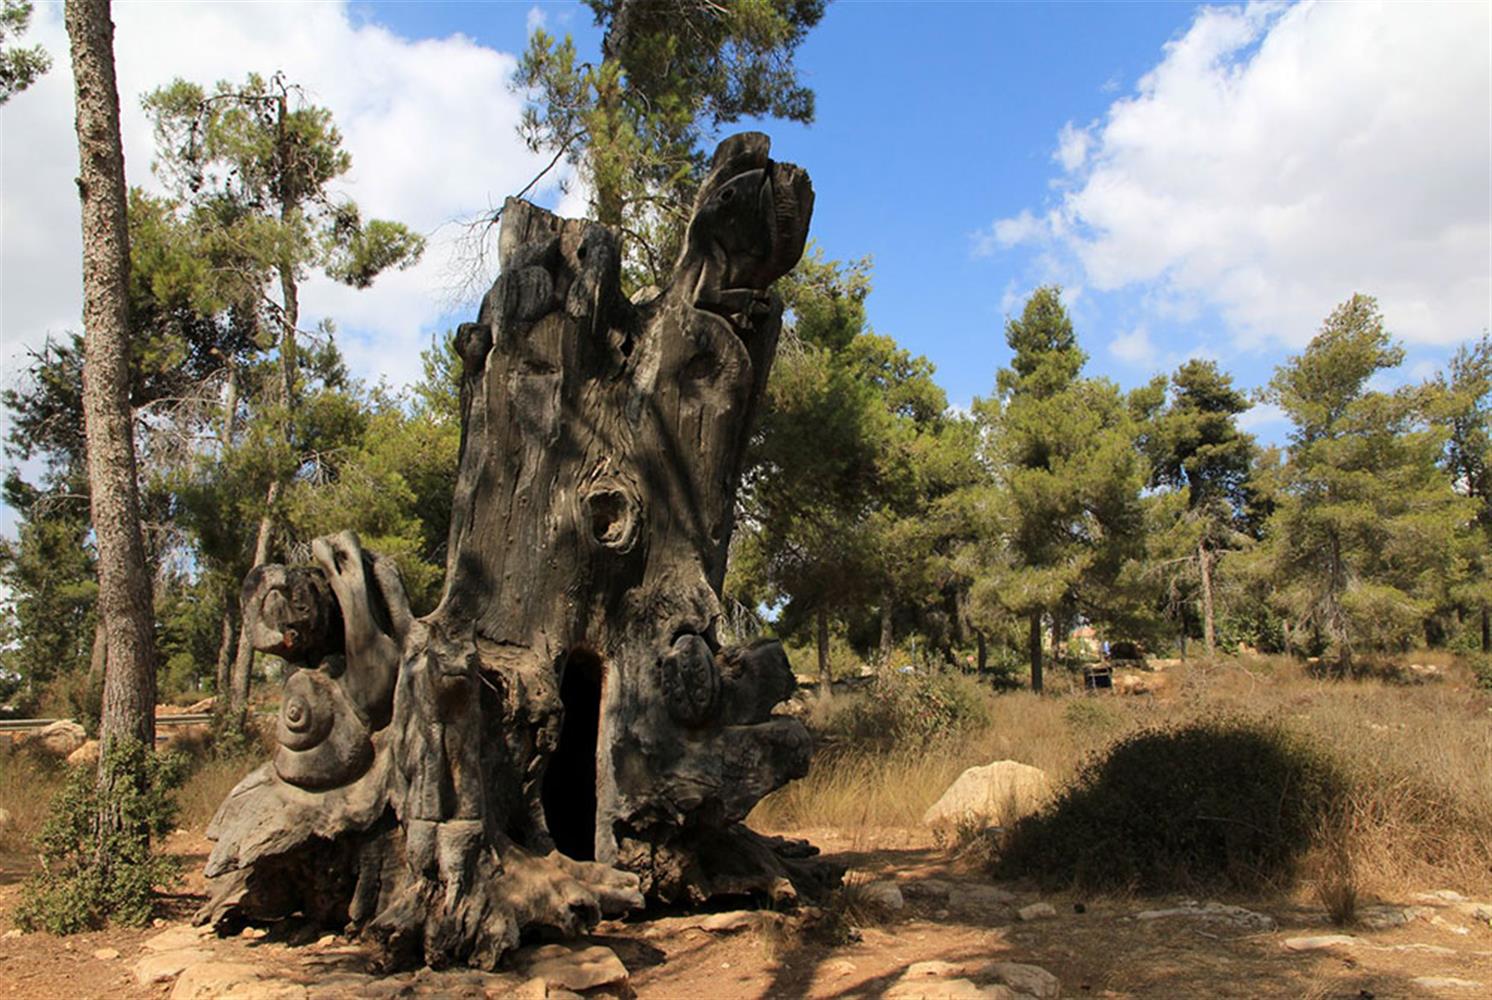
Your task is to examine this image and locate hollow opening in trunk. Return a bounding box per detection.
[542,648,603,861]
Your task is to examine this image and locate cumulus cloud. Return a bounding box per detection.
[1108,326,1157,367]
[984,1,1491,349]
[1054,122,1091,172]
[1,2,568,392]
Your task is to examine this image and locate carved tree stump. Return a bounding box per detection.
[197,134,839,970]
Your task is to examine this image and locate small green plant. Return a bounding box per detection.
[1469,653,1492,691]
[995,714,1349,893]
[830,671,990,751]
[1062,697,1121,733]
[17,737,186,933]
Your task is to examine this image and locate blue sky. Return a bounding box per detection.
[2,0,1489,535]
[358,0,1489,431]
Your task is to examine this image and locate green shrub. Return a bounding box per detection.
[830,670,991,751]
[995,715,1349,893]
[17,737,186,933]
[1469,653,1492,691]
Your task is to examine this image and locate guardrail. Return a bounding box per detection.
[0,713,217,734]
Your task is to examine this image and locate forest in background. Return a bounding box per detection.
[2,0,1489,729]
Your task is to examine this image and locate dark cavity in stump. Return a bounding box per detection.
[544,649,604,862]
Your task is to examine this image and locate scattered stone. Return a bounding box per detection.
[1410,978,1483,991]
[698,910,758,933]
[30,719,86,758]
[949,884,1017,911]
[906,961,967,979]
[145,926,206,952]
[905,878,954,900]
[1283,935,1357,953]
[2,928,21,940]
[923,761,1052,834]
[1427,914,1472,935]
[1357,905,1412,930]
[1417,890,1467,903]
[1135,901,1275,931]
[863,880,906,912]
[513,943,627,993]
[134,948,213,985]
[990,962,1061,999]
[0,806,12,830]
[170,961,304,999]
[1017,902,1056,922]
[67,739,100,768]
[93,947,120,960]
[886,975,1014,999]
[1376,943,1458,956]
[825,958,858,977]
[507,977,549,1000]
[240,926,268,940]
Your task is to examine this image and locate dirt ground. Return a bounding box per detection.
[1,826,1489,999]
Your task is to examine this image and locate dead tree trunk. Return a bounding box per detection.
[65,0,157,757]
[1198,538,1217,658]
[1028,610,1044,694]
[196,134,838,969]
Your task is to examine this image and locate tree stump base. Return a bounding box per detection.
[196,134,840,969]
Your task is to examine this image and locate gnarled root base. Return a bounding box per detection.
[197,816,642,971]
[618,825,843,907]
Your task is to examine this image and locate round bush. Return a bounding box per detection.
[996,714,1348,892]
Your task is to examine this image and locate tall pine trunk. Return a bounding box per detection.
[228,481,280,720]
[878,596,894,670]
[817,605,831,698]
[975,630,987,673]
[66,0,157,759]
[1028,610,1043,694]
[1198,538,1217,657]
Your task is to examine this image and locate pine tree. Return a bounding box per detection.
[976,286,1145,691]
[142,73,424,724]
[65,0,158,759]
[515,0,824,288]
[1434,334,1492,652]
[1146,360,1254,655]
[1263,295,1472,667]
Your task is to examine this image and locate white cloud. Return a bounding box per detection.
[1237,400,1287,432]
[987,1,1491,350]
[1055,122,1091,172]
[1109,326,1157,366]
[526,6,548,36]
[1,2,569,394]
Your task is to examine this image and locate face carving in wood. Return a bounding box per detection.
[197,134,838,969]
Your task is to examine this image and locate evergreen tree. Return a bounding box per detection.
[1262,295,1471,667]
[975,286,1146,691]
[66,0,158,761]
[1145,359,1255,655]
[0,0,49,102]
[142,72,424,723]
[515,0,824,288]
[1433,334,1491,651]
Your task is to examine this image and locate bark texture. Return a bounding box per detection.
[197,134,838,969]
[65,0,157,754]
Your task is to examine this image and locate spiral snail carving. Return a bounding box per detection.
[273,668,374,790]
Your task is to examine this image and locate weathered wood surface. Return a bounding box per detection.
[197,134,838,969]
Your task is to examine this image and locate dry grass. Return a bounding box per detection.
[755,652,1492,900]
[0,749,67,853]
[175,755,262,831]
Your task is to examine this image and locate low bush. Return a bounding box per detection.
[17,737,186,933]
[995,715,1349,893]
[827,670,990,751]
